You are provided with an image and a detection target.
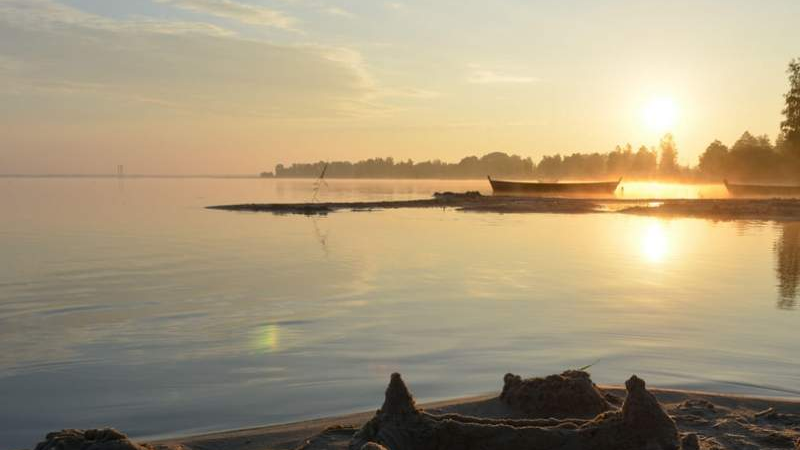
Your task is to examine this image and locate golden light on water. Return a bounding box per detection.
[643,97,678,133]
[641,221,669,263]
[618,182,729,199]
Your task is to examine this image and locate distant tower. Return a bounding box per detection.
[117,165,124,178]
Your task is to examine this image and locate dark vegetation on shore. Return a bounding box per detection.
[263,58,800,184]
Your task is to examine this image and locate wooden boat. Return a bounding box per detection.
[488,176,622,195]
[724,179,800,197]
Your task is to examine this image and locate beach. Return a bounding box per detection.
[34,370,800,450]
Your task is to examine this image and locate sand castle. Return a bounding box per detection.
[349,371,683,450]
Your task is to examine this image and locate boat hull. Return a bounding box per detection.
[724,180,800,197]
[488,177,621,195]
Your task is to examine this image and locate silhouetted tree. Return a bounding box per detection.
[536,154,564,180]
[607,144,634,177]
[658,134,679,177]
[724,131,780,181]
[631,146,658,178]
[697,140,729,180]
[781,58,800,146]
[780,58,800,180]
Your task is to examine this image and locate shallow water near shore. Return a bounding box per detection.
[0,178,798,449]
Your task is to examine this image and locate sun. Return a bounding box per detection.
[643,97,678,133]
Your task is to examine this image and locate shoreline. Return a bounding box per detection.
[149,384,800,450]
[208,193,800,221]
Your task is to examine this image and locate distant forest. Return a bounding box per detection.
[264,58,800,183]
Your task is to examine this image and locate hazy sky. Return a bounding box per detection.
[1,0,799,174]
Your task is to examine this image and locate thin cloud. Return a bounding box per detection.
[0,0,438,121]
[0,0,376,118]
[378,87,440,99]
[155,0,299,31]
[0,0,233,36]
[325,6,354,18]
[467,69,538,85]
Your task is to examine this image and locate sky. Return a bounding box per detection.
[1,0,799,175]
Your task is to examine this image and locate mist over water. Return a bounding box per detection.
[0,178,798,450]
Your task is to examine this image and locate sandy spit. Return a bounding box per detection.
[208,193,800,221]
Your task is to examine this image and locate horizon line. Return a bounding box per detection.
[0,173,262,179]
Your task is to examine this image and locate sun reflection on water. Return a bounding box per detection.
[641,221,669,263]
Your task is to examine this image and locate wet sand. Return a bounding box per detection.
[208,193,800,221]
[149,383,800,450]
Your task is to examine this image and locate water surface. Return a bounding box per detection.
[0,178,797,449]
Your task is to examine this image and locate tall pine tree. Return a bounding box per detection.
[781,58,800,147]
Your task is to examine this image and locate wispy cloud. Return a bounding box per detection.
[0,0,438,122]
[0,0,377,118]
[324,6,354,18]
[154,0,299,31]
[0,0,233,35]
[378,87,440,99]
[467,66,538,85]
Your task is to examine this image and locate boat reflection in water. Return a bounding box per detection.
[775,222,800,309]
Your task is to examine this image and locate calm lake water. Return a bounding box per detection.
[0,178,798,449]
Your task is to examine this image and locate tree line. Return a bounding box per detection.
[265,58,800,183]
[266,135,679,181]
[268,153,536,179]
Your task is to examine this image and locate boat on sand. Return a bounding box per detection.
[724,179,800,197]
[488,176,621,195]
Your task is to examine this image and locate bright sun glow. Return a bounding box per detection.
[643,97,678,133]
[641,222,669,263]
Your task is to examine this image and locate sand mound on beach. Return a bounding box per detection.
[350,372,681,450]
[500,370,613,418]
[33,429,153,450]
